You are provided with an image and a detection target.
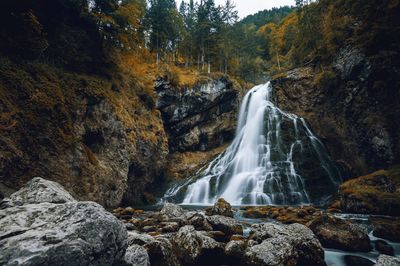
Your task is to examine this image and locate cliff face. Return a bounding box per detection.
[0,61,240,207]
[0,59,169,207]
[271,46,400,178]
[156,77,240,153]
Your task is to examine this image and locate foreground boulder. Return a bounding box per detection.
[307,214,371,252]
[0,177,76,208]
[205,198,234,217]
[172,225,224,265]
[246,223,325,266]
[0,177,127,266]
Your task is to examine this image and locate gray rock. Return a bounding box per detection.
[127,231,155,246]
[0,201,127,266]
[171,225,224,264]
[247,223,325,266]
[206,215,243,237]
[246,238,297,266]
[307,214,371,252]
[159,203,186,219]
[124,244,150,266]
[225,240,247,258]
[375,255,400,266]
[156,77,239,152]
[0,177,75,209]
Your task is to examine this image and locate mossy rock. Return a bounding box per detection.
[339,165,400,216]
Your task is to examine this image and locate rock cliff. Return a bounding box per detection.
[271,45,400,178]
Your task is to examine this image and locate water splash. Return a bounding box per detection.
[163,82,341,205]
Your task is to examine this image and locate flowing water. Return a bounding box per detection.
[163,82,341,205]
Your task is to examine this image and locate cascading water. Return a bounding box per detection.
[163,82,341,205]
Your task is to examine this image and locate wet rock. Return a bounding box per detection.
[159,203,186,219]
[124,244,150,266]
[307,214,371,252]
[205,198,234,217]
[243,205,322,225]
[343,255,374,266]
[0,202,127,266]
[127,231,155,246]
[0,177,75,208]
[206,215,243,237]
[375,255,400,266]
[372,217,400,242]
[171,225,224,264]
[375,240,394,256]
[247,223,325,266]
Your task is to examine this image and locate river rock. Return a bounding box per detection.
[171,225,224,264]
[159,203,186,219]
[0,201,127,266]
[206,215,243,237]
[247,223,325,266]
[375,240,394,256]
[225,240,247,258]
[0,177,76,208]
[205,198,234,217]
[375,255,400,266]
[372,217,400,242]
[307,214,371,252]
[124,244,150,266]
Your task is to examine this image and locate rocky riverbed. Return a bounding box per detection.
[1,178,400,266]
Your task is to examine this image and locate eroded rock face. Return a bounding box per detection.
[156,77,240,153]
[0,178,128,266]
[271,44,400,178]
[307,214,371,252]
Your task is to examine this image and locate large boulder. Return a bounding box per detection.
[171,225,224,265]
[159,203,186,219]
[307,214,371,252]
[127,231,179,266]
[205,198,234,217]
[206,215,243,237]
[0,177,76,208]
[339,168,400,216]
[246,223,325,266]
[0,202,127,265]
[0,177,128,266]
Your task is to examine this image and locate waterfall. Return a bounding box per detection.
[163,82,341,206]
